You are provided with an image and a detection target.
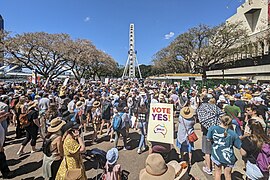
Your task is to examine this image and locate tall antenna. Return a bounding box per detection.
[122,24,142,79]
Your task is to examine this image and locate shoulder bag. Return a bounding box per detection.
[181,117,198,143]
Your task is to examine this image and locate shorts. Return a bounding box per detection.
[176,139,194,153]
[211,156,234,168]
[202,135,212,154]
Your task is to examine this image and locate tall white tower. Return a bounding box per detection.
[122,24,142,79]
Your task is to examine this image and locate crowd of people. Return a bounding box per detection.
[0,79,269,180]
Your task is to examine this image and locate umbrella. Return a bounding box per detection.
[197,103,223,129]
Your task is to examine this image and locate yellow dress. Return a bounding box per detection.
[55,136,87,180]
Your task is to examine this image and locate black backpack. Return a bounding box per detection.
[42,134,58,157]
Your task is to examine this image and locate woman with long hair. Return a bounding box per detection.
[241,121,270,179]
[55,121,86,180]
[17,101,40,155]
[14,96,27,139]
[207,115,241,180]
[42,117,66,180]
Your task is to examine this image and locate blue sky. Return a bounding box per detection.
[0,0,243,66]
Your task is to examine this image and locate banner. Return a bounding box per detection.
[147,103,174,144]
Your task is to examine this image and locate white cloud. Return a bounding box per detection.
[164,32,175,40]
[84,17,90,22]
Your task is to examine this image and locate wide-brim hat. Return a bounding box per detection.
[106,148,119,165]
[180,107,194,119]
[28,101,38,110]
[59,90,66,97]
[93,101,101,108]
[76,101,84,109]
[167,160,189,180]
[252,92,261,97]
[140,91,146,96]
[139,153,175,180]
[61,121,80,134]
[47,117,66,133]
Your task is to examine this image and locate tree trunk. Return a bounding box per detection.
[202,66,207,86]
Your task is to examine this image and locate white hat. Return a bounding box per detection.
[254,97,264,102]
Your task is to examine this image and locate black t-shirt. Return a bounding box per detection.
[27,108,39,123]
[241,136,260,164]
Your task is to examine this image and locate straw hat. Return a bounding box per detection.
[28,101,38,110]
[76,101,84,109]
[252,92,261,97]
[59,90,66,97]
[167,160,189,180]
[93,101,101,108]
[140,91,146,96]
[180,107,194,119]
[47,117,66,133]
[139,153,175,180]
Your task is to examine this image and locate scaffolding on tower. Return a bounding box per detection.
[122,24,142,79]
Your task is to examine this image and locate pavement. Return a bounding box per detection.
[1,121,245,180]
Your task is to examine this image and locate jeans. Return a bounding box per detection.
[114,128,127,148]
[138,122,147,149]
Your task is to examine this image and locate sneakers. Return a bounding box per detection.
[137,147,146,154]
[16,151,24,156]
[202,166,212,175]
[123,146,131,151]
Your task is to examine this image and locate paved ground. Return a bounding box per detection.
[1,122,245,180]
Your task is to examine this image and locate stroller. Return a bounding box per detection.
[85,148,130,180]
[85,148,107,180]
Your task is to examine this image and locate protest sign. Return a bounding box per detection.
[32,70,37,84]
[63,78,69,86]
[147,103,174,144]
[105,78,109,84]
[80,78,85,85]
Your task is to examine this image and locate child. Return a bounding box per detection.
[207,115,241,180]
[103,148,121,180]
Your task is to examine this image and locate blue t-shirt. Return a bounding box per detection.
[207,126,241,165]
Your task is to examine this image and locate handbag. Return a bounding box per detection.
[181,117,198,143]
[64,156,83,180]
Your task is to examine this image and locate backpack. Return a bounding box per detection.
[42,134,58,157]
[257,143,270,172]
[102,103,110,114]
[112,113,123,131]
[19,111,31,128]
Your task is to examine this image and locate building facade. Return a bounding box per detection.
[207,0,270,82]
